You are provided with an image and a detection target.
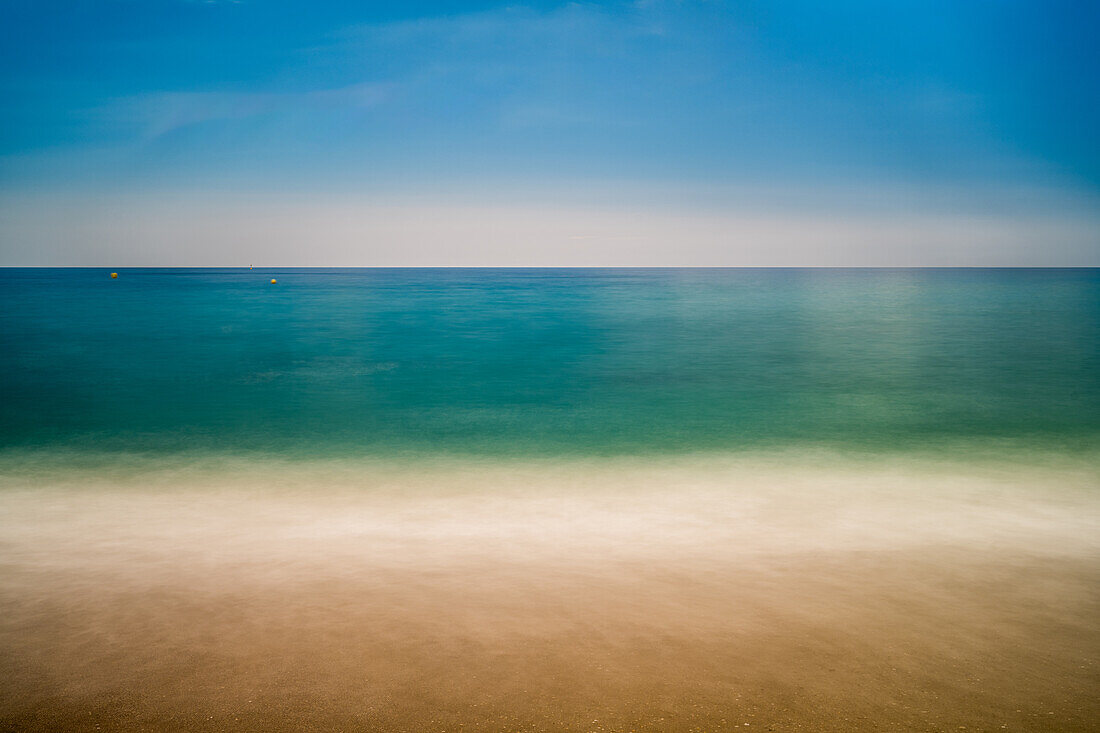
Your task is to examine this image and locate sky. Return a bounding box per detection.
[1,0,1098,265]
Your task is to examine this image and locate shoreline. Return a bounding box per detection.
[2,451,1098,731]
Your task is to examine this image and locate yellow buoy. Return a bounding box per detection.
[110,272,118,279]
[270,279,277,284]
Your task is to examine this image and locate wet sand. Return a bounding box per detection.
[1,455,1098,731]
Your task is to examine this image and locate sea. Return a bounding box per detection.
[1,267,1097,460]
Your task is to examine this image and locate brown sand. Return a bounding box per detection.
[1,455,1098,731]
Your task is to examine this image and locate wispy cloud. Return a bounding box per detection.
[94,81,397,140]
[74,3,682,146]
[317,2,703,128]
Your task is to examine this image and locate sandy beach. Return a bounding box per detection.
[1,453,1097,731]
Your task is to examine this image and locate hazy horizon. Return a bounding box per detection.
[2,1,1098,265]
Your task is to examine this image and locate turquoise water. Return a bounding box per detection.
[1,268,1098,458]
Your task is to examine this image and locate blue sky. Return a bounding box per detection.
[1,0,1098,264]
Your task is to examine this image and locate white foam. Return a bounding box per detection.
[1,452,1096,587]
